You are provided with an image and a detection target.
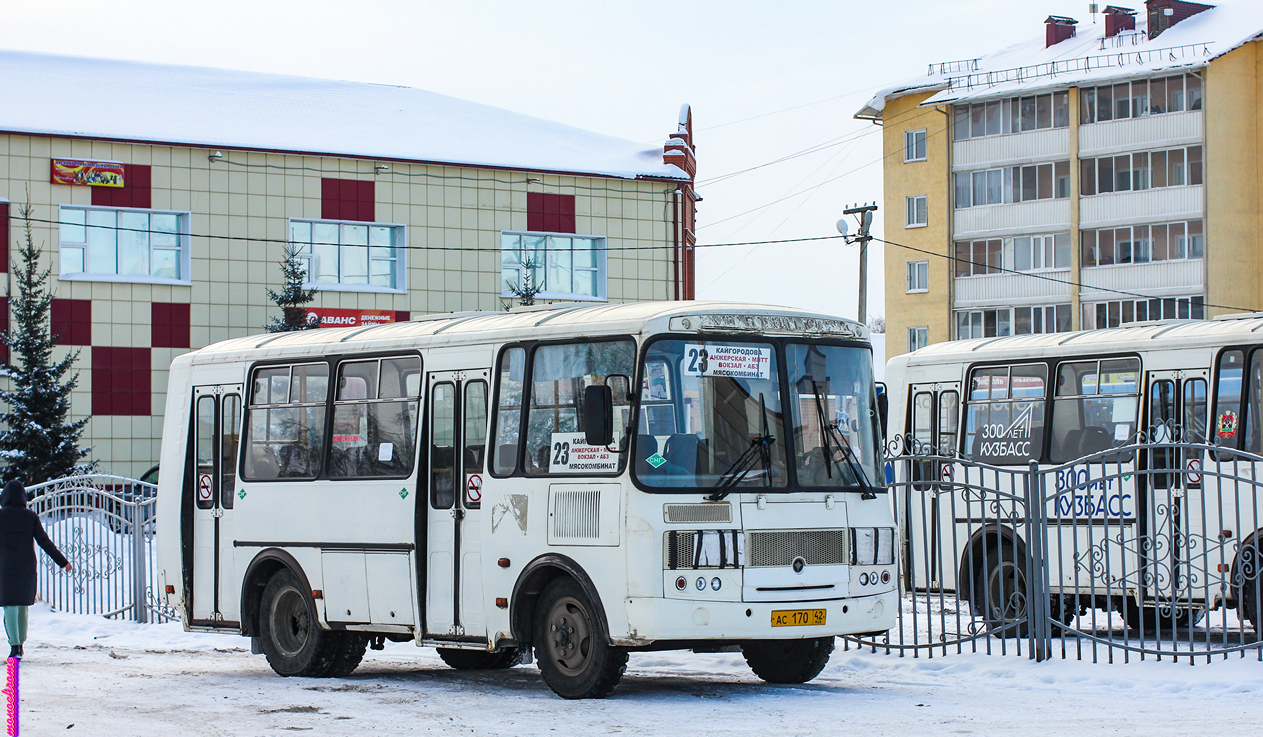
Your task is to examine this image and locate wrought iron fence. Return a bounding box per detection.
[843,432,1263,664]
[28,474,175,623]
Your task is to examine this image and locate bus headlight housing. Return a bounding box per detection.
[851,528,895,566]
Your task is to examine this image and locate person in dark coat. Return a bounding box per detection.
[0,480,72,658]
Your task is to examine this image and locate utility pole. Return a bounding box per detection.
[838,203,877,326]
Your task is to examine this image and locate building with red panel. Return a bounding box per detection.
[0,51,697,476]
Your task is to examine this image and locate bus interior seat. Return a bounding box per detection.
[339,376,368,400]
[463,445,484,471]
[664,433,710,476]
[1078,426,1113,457]
[497,444,518,471]
[248,447,280,479]
[636,434,659,476]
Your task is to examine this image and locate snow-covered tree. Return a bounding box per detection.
[0,203,93,485]
[266,242,319,332]
[505,258,543,309]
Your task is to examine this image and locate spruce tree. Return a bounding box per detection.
[266,243,319,332]
[0,203,93,485]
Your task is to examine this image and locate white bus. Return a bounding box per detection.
[885,316,1263,637]
[155,302,896,698]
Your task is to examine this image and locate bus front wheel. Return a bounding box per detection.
[533,577,627,699]
[741,637,834,684]
[259,569,367,678]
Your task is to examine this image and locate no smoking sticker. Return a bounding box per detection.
[197,473,213,502]
[466,474,483,504]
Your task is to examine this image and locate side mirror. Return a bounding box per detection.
[876,384,889,440]
[584,384,614,447]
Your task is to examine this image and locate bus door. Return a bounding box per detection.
[189,385,244,625]
[905,383,960,591]
[1144,369,1209,604]
[425,370,491,638]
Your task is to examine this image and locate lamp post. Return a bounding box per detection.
[837,203,877,326]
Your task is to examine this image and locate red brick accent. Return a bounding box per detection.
[394,311,410,323]
[151,302,191,349]
[51,299,92,346]
[92,347,151,416]
[0,202,8,273]
[527,193,576,234]
[91,164,152,209]
[321,178,375,222]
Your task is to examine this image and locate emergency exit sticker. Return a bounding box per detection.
[682,344,771,380]
[548,432,618,473]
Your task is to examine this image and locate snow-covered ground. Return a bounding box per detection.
[16,604,1263,735]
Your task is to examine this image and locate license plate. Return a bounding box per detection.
[770,609,827,627]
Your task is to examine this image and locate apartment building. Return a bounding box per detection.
[0,51,698,476]
[857,0,1263,361]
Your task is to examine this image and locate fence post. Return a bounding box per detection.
[131,484,148,624]
[1026,460,1050,661]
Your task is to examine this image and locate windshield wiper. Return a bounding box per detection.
[707,393,774,502]
[810,381,878,500]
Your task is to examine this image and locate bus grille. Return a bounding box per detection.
[747,530,847,567]
[664,503,732,524]
[551,489,601,539]
[665,530,695,569]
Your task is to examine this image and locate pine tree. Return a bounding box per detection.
[505,258,543,309]
[266,242,319,332]
[0,203,93,485]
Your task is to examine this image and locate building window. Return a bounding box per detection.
[904,129,927,162]
[1013,305,1072,335]
[1079,74,1203,125]
[501,231,606,301]
[1079,145,1202,196]
[955,305,1073,339]
[907,326,929,353]
[905,195,928,228]
[58,206,190,284]
[1081,219,1203,267]
[289,219,406,292]
[952,91,1069,141]
[906,260,929,293]
[954,233,1070,277]
[1083,296,1205,328]
[955,161,1071,208]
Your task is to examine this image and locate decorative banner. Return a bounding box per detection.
[51,158,124,187]
[4,656,17,737]
[305,308,396,329]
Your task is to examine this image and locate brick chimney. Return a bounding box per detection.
[1145,0,1213,39]
[1103,6,1137,37]
[1045,16,1078,47]
[662,104,697,179]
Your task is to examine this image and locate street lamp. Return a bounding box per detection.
[838,203,877,326]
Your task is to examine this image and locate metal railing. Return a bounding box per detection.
[28,474,175,623]
[939,42,1213,92]
[844,430,1263,664]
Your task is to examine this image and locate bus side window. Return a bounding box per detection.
[195,395,216,509]
[1049,358,1138,464]
[220,394,241,509]
[938,391,959,455]
[464,381,488,509]
[1213,349,1244,454]
[1148,379,1175,489]
[1246,352,1263,455]
[911,392,933,451]
[1183,377,1207,484]
[431,382,456,509]
[492,347,526,475]
[243,363,330,481]
[328,356,420,479]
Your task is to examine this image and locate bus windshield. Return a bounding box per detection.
[785,343,881,489]
[636,339,787,489]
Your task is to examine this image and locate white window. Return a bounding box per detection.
[907,326,929,353]
[58,205,191,284]
[1083,296,1205,329]
[905,195,928,228]
[904,129,927,162]
[906,260,929,293]
[289,219,407,292]
[501,231,606,301]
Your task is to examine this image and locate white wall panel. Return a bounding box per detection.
[953,128,1070,170]
[954,270,1072,308]
[1079,259,1204,302]
[1078,111,1203,157]
[953,199,1071,239]
[1079,186,1203,228]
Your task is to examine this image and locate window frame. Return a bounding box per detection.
[905,195,928,228]
[288,217,408,294]
[500,230,607,302]
[57,204,193,286]
[904,129,928,162]
[907,326,929,353]
[961,361,1051,465]
[906,260,929,293]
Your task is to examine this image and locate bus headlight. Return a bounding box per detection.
[851,528,896,566]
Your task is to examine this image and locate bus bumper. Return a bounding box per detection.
[618,589,898,645]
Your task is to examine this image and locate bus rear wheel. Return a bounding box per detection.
[259,569,367,677]
[438,647,524,670]
[533,578,627,699]
[741,637,834,684]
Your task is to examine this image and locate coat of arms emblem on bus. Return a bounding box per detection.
[1217,409,1238,439]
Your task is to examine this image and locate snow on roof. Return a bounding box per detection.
[0,50,688,181]
[856,0,1263,118]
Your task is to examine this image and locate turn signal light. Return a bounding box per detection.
[164,585,175,594]
[312,590,323,599]
[1218,564,1232,572]
[497,558,511,568]
[495,597,508,609]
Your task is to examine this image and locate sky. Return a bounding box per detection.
[1,0,1099,325]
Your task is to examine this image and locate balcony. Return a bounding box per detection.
[953,199,1071,239]
[1079,185,1203,229]
[1079,259,1204,302]
[953,127,1070,170]
[954,270,1072,309]
[1078,110,1203,157]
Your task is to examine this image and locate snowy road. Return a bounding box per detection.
[17,606,1263,736]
